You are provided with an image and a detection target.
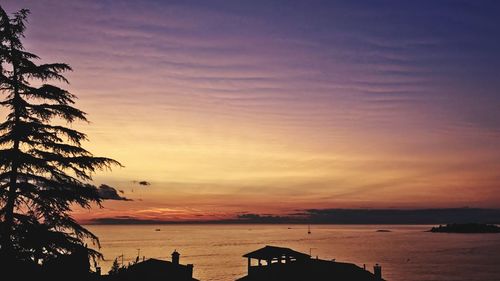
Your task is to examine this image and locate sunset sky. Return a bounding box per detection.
[2,1,500,222]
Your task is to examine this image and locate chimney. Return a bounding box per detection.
[374,264,382,280]
[172,250,180,265]
[186,264,194,277]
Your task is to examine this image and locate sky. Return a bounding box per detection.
[2,0,500,222]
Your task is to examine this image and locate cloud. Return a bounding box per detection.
[97,184,132,201]
[6,0,500,211]
[84,208,500,225]
[132,180,151,186]
[88,216,166,225]
[296,208,500,224]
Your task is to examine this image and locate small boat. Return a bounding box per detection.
[155,228,161,231]
[308,224,311,234]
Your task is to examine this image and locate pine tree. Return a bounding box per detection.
[0,6,120,263]
[109,258,121,275]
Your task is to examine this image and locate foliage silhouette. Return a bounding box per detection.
[0,5,120,265]
[109,258,122,275]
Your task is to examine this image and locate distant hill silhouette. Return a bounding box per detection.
[429,223,500,233]
[88,208,500,225]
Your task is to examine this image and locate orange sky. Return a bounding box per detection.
[2,1,500,222]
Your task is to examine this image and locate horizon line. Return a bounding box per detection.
[83,207,500,225]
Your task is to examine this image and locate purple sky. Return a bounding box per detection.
[2,0,500,221]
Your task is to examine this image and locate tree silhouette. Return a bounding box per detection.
[109,258,121,275]
[0,6,120,264]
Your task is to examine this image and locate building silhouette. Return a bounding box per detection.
[236,245,384,281]
[104,250,197,281]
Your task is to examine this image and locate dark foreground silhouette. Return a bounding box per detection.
[237,246,384,281]
[103,250,197,281]
[429,223,500,233]
[1,247,96,281]
[2,245,384,281]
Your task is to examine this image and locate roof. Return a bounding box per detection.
[243,246,310,260]
[113,259,198,281]
[130,258,172,268]
[236,258,383,281]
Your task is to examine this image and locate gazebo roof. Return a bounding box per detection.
[243,245,310,260]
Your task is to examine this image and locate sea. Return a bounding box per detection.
[86,224,500,281]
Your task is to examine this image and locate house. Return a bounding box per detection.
[236,245,384,281]
[106,250,198,281]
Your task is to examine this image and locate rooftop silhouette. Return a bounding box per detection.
[104,250,197,281]
[237,245,384,281]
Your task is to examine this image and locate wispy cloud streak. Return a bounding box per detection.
[3,0,500,220]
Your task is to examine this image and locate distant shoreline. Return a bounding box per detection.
[85,222,443,226]
[83,207,500,225]
[429,223,500,233]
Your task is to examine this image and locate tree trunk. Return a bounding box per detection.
[2,141,19,255]
[1,41,21,255]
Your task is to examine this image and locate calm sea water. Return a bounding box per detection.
[86,224,500,281]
